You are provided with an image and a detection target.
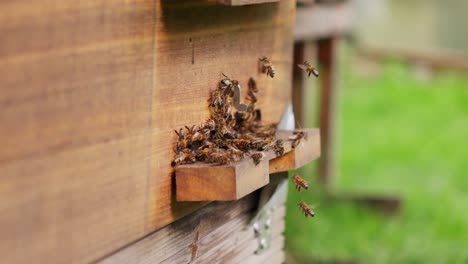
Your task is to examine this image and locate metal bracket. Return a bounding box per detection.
[249,179,288,254]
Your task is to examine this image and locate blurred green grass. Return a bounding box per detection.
[285,57,468,263]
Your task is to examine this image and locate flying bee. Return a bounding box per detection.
[251,152,265,166]
[259,56,275,78]
[297,61,319,77]
[290,131,305,148]
[298,201,316,218]
[292,174,309,191]
[273,139,284,157]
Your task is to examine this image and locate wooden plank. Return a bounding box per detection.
[99,193,257,264]
[175,129,320,201]
[100,194,286,264]
[295,1,354,41]
[269,129,321,173]
[176,158,270,201]
[0,0,296,263]
[214,0,279,6]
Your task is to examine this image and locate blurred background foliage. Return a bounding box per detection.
[285,49,468,262]
[285,0,468,258]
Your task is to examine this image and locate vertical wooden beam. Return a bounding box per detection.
[292,42,306,126]
[317,37,339,186]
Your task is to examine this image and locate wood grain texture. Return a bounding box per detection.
[176,158,270,201]
[99,192,286,264]
[0,0,295,263]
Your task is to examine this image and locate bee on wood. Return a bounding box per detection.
[221,73,240,98]
[250,139,270,151]
[174,129,191,152]
[273,139,284,157]
[227,147,244,161]
[298,201,315,217]
[251,152,265,166]
[171,149,196,167]
[194,147,211,161]
[232,139,251,151]
[248,77,259,93]
[247,87,258,104]
[297,61,319,77]
[191,128,210,142]
[290,131,305,149]
[259,56,275,78]
[206,150,230,165]
[204,119,216,131]
[292,174,309,191]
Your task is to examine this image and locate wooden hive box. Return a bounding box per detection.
[0,0,320,263]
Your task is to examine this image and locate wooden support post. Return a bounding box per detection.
[292,42,306,126]
[317,37,339,186]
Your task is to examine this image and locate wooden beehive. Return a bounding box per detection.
[0,0,320,263]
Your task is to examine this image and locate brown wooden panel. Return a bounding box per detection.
[99,192,285,264]
[0,0,295,263]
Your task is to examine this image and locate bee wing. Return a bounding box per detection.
[297,64,308,70]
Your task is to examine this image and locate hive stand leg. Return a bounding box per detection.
[317,37,338,187]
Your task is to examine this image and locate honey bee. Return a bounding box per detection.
[250,139,270,151]
[204,118,216,131]
[259,56,275,78]
[273,139,284,157]
[207,150,232,165]
[174,130,191,152]
[232,139,251,151]
[221,73,240,97]
[251,152,265,166]
[248,77,259,93]
[292,174,309,191]
[171,149,196,167]
[290,131,305,148]
[298,201,315,217]
[191,128,210,142]
[297,61,319,77]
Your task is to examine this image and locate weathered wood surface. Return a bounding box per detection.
[99,193,286,264]
[0,0,296,263]
[295,1,354,41]
[176,157,270,201]
[176,129,320,201]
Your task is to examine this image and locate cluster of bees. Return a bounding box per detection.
[172,56,319,218]
[172,57,292,168]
